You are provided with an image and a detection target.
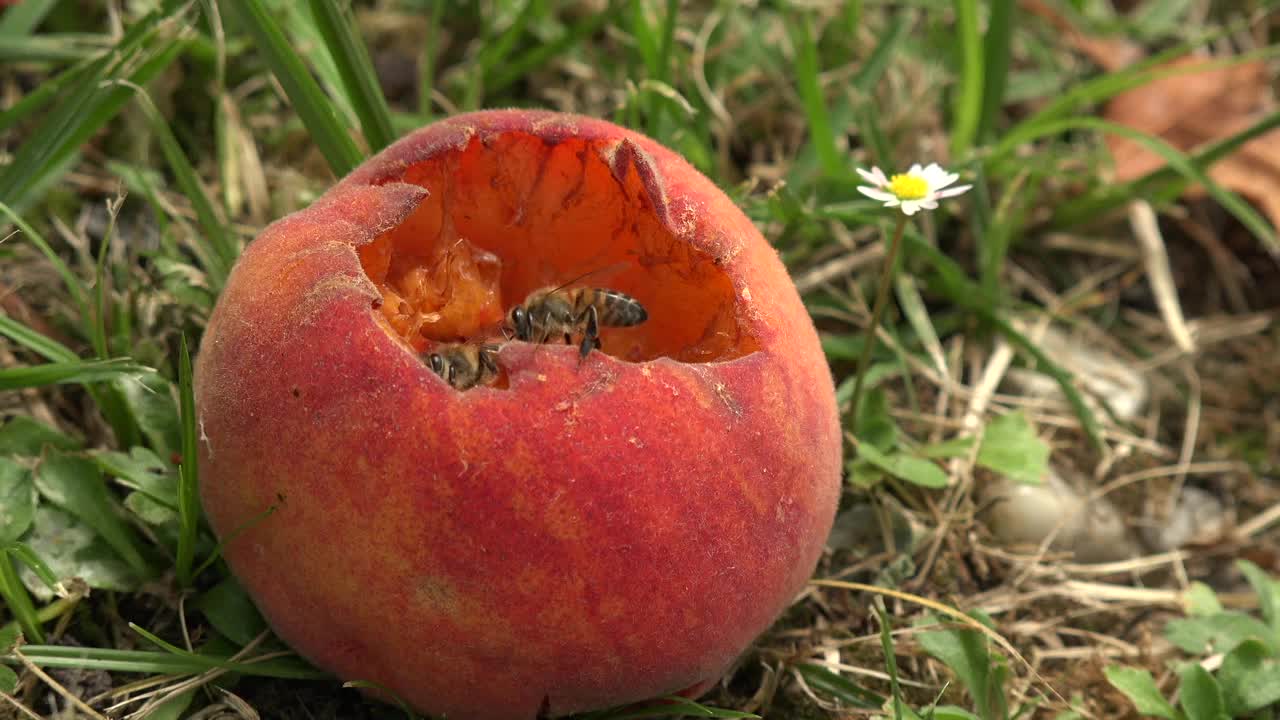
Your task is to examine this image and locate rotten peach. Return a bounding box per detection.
[194,110,841,719]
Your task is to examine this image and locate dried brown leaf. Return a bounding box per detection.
[1104,56,1280,235]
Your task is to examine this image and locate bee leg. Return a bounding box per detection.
[578,305,600,363]
[479,348,499,383]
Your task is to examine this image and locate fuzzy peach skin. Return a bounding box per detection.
[195,110,841,720]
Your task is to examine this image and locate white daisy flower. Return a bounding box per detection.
[856,163,972,216]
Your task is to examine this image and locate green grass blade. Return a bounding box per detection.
[997,318,1107,454]
[130,623,204,657]
[895,275,946,373]
[0,56,93,134]
[470,0,540,107]
[970,164,1004,297]
[902,231,1107,452]
[580,695,759,719]
[875,600,908,720]
[131,623,325,680]
[949,0,982,157]
[644,0,679,129]
[855,102,892,169]
[839,0,861,36]
[978,0,1014,142]
[113,81,236,288]
[280,1,357,121]
[1156,108,1280,184]
[994,44,1280,160]
[1018,117,1277,252]
[654,0,678,87]
[0,14,186,211]
[7,644,326,679]
[0,552,43,644]
[0,359,153,391]
[629,0,658,128]
[0,34,109,62]
[225,0,364,176]
[0,201,87,318]
[0,548,63,651]
[417,0,446,119]
[487,2,620,96]
[190,497,283,579]
[1056,111,1280,255]
[788,14,840,178]
[306,0,396,152]
[851,11,908,94]
[484,0,540,70]
[199,0,236,222]
[90,195,122,360]
[0,319,139,450]
[1,543,60,592]
[0,315,78,364]
[0,14,137,195]
[630,0,658,74]
[175,335,200,588]
[793,663,885,709]
[0,0,60,36]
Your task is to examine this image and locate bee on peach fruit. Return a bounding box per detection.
[425,342,501,390]
[506,285,648,361]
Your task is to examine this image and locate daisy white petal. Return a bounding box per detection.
[934,184,972,199]
[922,164,956,187]
[858,166,889,187]
[857,186,898,203]
[906,163,924,176]
[920,163,945,180]
[856,167,879,186]
[900,201,923,215]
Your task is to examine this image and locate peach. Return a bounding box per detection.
[194,110,841,719]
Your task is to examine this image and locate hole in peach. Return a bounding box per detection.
[357,132,758,371]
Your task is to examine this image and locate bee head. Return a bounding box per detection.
[427,354,445,375]
[508,305,529,340]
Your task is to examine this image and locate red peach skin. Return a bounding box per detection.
[195,110,841,719]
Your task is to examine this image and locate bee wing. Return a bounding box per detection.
[541,261,634,294]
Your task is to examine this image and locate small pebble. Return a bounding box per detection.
[1140,486,1231,551]
[982,468,1138,563]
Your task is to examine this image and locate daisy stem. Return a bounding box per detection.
[848,214,907,436]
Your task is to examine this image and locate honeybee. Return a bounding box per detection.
[507,285,648,360]
[425,343,502,390]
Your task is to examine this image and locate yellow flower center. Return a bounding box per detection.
[889,173,929,200]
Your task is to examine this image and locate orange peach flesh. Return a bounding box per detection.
[356,132,760,365]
